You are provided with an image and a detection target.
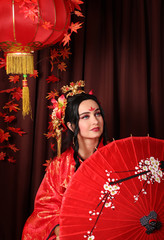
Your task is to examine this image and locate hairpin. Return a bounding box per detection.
[51,80,85,156]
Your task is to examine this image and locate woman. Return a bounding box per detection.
[22,93,108,240]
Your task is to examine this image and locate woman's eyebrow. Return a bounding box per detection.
[79,111,90,116]
[79,108,100,116]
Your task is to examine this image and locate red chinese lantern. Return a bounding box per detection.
[0,0,71,117]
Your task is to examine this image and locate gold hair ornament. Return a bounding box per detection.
[61,80,85,97]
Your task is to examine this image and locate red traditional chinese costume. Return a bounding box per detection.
[22,142,104,240]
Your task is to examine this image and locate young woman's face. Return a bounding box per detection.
[78,99,104,141]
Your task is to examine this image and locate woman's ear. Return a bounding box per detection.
[67,122,75,132]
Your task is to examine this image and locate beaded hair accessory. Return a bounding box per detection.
[61,80,85,97]
[51,80,85,156]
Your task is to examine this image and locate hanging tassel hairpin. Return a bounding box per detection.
[51,80,85,156]
[56,129,62,157]
[51,95,67,157]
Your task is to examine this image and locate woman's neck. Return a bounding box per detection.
[77,138,99,160]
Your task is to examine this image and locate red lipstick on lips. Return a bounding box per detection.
[91,127,100,132]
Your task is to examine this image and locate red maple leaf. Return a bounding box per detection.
[8,156,16,163]
[70,0,83,11]
[22,5,38,21]
[29,70,38,78]
[0,152,6,161]
[62,33,71,46]
[46,90,59,100]
[48,105,53,110]
[3,101,20,112]
[9,75,20,83]
[16,0,37,9]
[69,22,83,33]
[11,87,22,101]
[8,144,19,152]
[44,132,56,139]
[50,49,60,61]
[42,21,53,30]
[58,62,67,71]
[50,60,54,72]
[0,58,6,68]
[0,88,16,94]
[8,127,26,136]
[60,47,71,60]
[43,158,53,170]
[4,115,16,123]
[46,75,59,83]
[74,10,84,17]
[0,112,6,117]
[0,129,10,143]
[48,121,54,131]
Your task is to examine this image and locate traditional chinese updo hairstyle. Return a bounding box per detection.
[64,93,107,171]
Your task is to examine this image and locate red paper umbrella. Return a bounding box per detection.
[59,136,164,240]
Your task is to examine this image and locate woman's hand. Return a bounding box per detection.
[54,225,60,240]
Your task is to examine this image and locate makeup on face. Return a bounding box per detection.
[79,108,101,120]
[88,106,95,111]
[78,99,104,141]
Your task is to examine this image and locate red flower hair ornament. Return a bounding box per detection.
[51,80,85,156]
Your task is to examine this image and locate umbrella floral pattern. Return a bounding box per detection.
[60,137,164,240]
[84,156,164,239]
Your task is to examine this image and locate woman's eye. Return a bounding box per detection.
[81,115,89,119]
[95,112,101,117]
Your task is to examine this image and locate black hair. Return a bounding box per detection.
[63,93,108,170]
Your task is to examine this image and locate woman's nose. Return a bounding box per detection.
[91,115,98,124]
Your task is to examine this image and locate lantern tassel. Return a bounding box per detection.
[22,75,32,118]
[6,52,34,74]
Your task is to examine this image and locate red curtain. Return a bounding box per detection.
[0,1,163,239]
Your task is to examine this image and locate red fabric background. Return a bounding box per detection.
[0,1,163,239]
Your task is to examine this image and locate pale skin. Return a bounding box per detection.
[54,99,104,239]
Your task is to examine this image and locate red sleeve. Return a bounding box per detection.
[22,148,75,240]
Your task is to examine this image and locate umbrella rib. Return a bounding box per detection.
[110,161,163,185]
[109,170,150,185]
[90,192,110,235]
